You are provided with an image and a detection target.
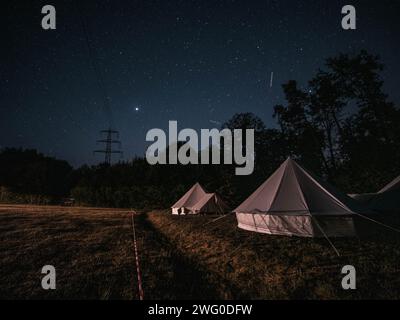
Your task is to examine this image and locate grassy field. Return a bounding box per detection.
[1,204,400,299]
[0,205,137,299]
[148,211,400,299]
[0,205,223,299]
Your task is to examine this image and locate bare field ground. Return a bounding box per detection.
[1,204,400,299]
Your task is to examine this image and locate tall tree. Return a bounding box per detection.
[273,81,328,175]
[274,50,400,191]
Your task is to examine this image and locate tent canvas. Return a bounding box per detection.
[348,193,377,203]
[190,193,229,214]
[349,175,400,212]
[369,175,400,212]
[171,183,207,215]
[235,158,364,237]
[378,175,400,194]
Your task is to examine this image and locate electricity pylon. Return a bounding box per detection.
[94,128,123,165]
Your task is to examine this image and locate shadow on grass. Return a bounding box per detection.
[136,213,239,299]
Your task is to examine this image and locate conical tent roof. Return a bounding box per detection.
[191,193,229,213]
[171,183,207,209]
[235,158,361,216]
[191,193,215,211]
[378,175,400,194]
[363,175,400,212]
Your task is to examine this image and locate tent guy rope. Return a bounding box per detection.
[311,216,341,257]
[353,212,400,234]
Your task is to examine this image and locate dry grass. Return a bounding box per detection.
[0,205,137,299]
[0,205,223,299]
[1,204,400,299]
[147,211,400,299]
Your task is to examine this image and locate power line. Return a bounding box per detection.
[75,1,113,126]
[74,2,123,165]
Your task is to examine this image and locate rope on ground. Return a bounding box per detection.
[202,212,234,227]
[353,212,400,234]
[311,216,341,257]
[130,210,144,300]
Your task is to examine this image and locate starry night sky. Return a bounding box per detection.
[2,0,400,167]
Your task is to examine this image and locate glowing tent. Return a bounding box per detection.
[234,158,364,237]
[171,183,207,215]
[171,183,229,215]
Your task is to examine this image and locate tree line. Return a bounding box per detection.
[1,51,399,208]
